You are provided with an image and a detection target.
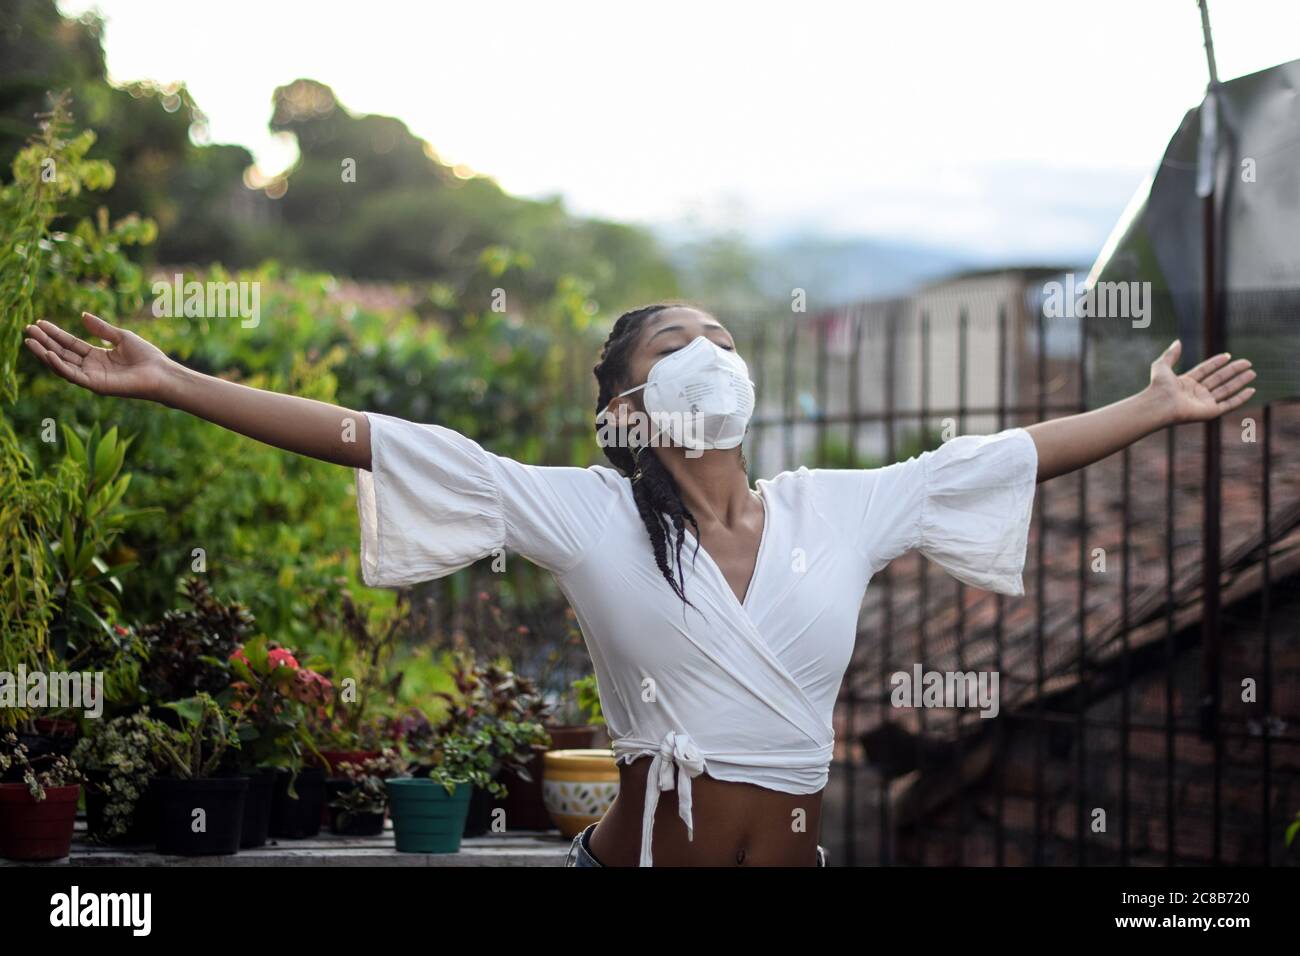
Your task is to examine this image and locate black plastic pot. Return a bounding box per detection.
[84,772,160,845]
[240,767,276,849]
[269,766,325,839]
[462,784,495,838]
[152,776,248,856]
[324,779,386,836]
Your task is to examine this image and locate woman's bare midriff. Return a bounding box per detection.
[586,755,824,866]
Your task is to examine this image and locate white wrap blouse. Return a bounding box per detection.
[354,411,1039,866]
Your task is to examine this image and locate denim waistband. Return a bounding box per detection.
[564,822,827,867]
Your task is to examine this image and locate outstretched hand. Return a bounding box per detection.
[1149,339,1256,424]
[23,312,173,401]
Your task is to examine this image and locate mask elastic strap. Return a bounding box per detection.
[630,415,670,481]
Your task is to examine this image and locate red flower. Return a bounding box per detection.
[113,624,129,636]
[267,648,300,670]
[230,647,250,665]
[290,668,332,704]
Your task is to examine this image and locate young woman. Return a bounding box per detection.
[24,304,1255,867]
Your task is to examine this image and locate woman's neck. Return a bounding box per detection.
[655,446,753,528]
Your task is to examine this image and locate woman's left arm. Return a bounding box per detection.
[1026,339,1256,483]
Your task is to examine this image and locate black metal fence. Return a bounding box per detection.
[720,282,1300,866]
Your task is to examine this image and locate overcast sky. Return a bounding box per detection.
[61,0,1299,263]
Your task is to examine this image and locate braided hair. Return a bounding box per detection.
[593,303,706,609]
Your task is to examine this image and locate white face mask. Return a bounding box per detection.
[615,335,756,450]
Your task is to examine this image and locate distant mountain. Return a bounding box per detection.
[657,226,983,308]
[749,233,978,304]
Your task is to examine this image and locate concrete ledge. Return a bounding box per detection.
[3,820,575,867]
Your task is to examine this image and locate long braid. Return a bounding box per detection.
[593,304,703,610]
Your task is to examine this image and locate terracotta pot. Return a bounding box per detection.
[542,749,618,838]
[32,717,78,738]
[545,724,602,751]
[0,783,80,861]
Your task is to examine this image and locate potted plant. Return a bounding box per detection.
[425,652,551,837]
[0,732,87,861]
[326,748,405,836]
[138,577,252,721]
[542,746,619,839]
[540,673,615,838]
[308,590,402,775]
[146,692,248,856]
[503,672,610,829]
[550,673,607,748]
[224,637,329,846]
[386,730,489,854]
[70,710,162,845]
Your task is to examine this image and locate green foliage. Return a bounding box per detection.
[48,422,155,662]
[571,673,605,728]
[306,589,403,751]
[424,651,551,795]
[149,692,240,779]
[0,419,63,700]
[0,90,618,782]
[2,8,684,305]
[0,94,154,404]
[0,96,151,726]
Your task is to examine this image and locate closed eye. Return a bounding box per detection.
[660,345,733,356]
[658,341,735,356]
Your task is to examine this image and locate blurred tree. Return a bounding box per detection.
[0,3,683,310]
[264,78,679,307]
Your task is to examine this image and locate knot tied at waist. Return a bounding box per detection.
[619,730,707,867]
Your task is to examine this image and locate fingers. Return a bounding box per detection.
[1217,387,1256,414]
[24,336,92,389]
[82,311,124,345]
[26,322,85,367]
[34,318,92,357]
[46,348,94,389]
[1211,366,1257,401]
[1201,356,1252,392]
[1157,339,1182,368]
[1186,351,1233,382]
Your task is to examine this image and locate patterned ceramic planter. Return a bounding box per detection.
[542,749,618,838]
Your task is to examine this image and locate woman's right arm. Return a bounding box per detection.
[23,312,372,470]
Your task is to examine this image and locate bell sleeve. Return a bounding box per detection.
[354,411,619,587]
[810,427,1039,595]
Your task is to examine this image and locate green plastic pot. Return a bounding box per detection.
[385,778,472,853]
